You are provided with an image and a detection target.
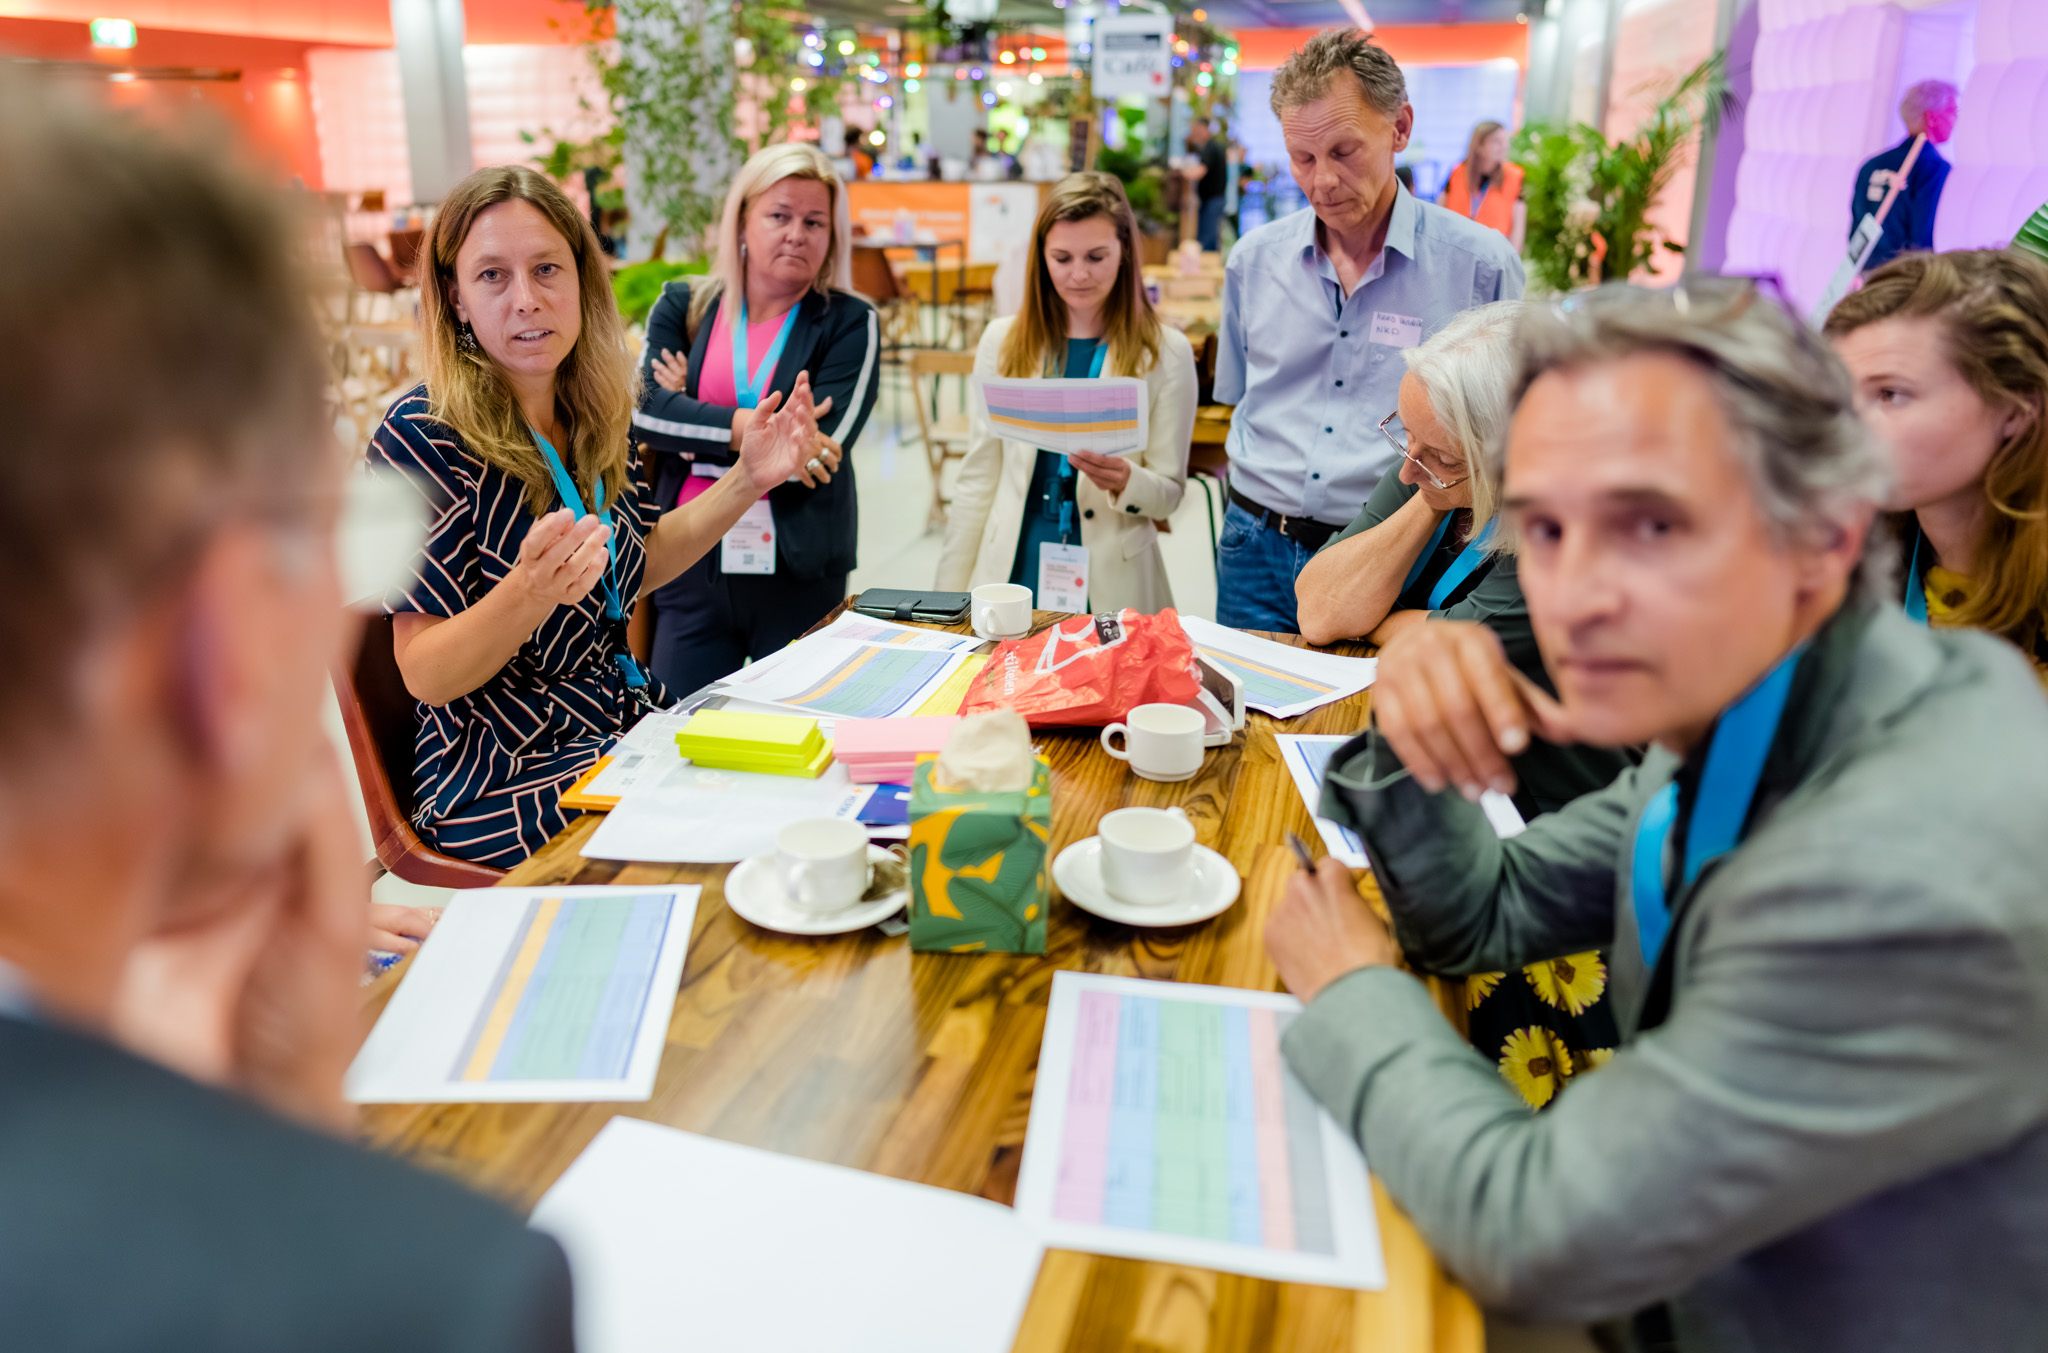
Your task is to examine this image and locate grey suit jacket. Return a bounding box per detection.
[1282,607,2048,1350]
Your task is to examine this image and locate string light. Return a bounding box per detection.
[905,61,921,76]
[905,77,921,91]
[838,38,855,54]
[790,77,806,90]
[999,50,1015,63]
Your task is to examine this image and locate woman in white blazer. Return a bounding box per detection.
[936,173,1197,614]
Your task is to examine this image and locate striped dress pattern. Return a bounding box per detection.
[368,386,670,868]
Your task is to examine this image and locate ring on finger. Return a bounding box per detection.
[804,456,823,474]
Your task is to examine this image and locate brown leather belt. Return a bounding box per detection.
[1228,486,1343,553]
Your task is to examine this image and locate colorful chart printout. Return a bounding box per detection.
[1177,616,1377,719]
[1014,972,1384,1289]
[454,893,673,1083]
[973,376,1149,455]
[346,886,699,1104]
[780,645,959,720]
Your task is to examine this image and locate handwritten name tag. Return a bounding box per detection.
[1369,311,1424,349]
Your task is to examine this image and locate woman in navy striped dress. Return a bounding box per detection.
[368,166,833,867]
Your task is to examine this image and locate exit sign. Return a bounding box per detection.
[89,18,137,49]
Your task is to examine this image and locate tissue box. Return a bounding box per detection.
[906,755,1052,954]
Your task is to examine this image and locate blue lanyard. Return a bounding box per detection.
[1903,528,1929,625]
[1052,341,1109,541]
[1398,512,1492,608]
[530,427,652,703]
[1629,645,1804,966]
[731,297,799,409]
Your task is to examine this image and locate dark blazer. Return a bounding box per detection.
[0,1015,575,1352]
[631,280,879,582]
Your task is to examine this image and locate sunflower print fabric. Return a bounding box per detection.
[1467,950,1619,1109]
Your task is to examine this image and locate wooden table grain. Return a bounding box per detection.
[357,610,1483,1353]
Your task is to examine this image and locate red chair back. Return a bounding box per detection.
[333,614,504,889]
[345,242,402,294]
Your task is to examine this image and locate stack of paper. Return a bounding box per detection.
[674,709,832,779]
[833,715,959,783]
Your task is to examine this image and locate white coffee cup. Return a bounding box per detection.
[972,582,1033,638]
[1097,806,1195,906]
[1099,702,1206,782]
[775,818,872,915]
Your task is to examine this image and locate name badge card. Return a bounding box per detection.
[721,499,776,575]
[1369,311,1423,350]
[1037,542,1089,613]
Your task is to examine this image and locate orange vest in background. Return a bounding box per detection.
[1442,160,1523,238]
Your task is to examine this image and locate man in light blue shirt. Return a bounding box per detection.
[1214,29,1524,633]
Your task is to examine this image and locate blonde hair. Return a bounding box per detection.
[689,143,854,334]
[1825,249,2048,647]
[1465,120,1507,191]
[1404,300,1521,536]
[999,172,1162,379]
[420,165,637,515]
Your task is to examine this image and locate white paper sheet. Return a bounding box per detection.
[1014,971,1386,1290]
[346,886,698,1104]
[579,704,699,799]
[530,1119,1046,1353]
[581,760,869,863]
[1277,734,1527,868]
[1177,616,1377,718]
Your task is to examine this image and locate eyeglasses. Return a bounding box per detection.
[1378,411,1469,492]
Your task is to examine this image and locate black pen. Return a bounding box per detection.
[1285,831,1318,873]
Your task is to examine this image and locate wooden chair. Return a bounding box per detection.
[332,614,505,889]
[345,242,411,324]
[909,348,978,529]
[849,245,920,359]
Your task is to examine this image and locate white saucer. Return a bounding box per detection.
[725,847,908,936]
[1052,837,1241,927]
[972,623,1032,644]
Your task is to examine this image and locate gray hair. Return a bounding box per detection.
[1498,280,1893,596]
[1405,300,1523,537]
[1269,29,1407,120]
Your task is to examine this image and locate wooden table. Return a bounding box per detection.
[358,610,1482,1353]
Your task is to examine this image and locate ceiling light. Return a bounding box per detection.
[89,17,137,48]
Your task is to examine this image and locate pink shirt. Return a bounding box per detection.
[677,302,793,506]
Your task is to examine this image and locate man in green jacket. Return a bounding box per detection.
[1266,280,2048,1350]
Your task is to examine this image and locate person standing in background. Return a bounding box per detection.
[1850,81,1957,273]
[1440,120,1525,252]
[1184,116,1230,252]
[1213,28,1524,634]
[635,143,878,697]
[939,173,1196,614]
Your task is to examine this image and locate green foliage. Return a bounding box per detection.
[1096,106,1177,233]
[1513,54,1726,293]
[611,258,709,324]
[518,121,624,213]
[733,8,845,150]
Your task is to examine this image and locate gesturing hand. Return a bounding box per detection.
[514,507,611,610]
[1067,449,1132,496]
[1265,857,1399,1003]
[737,371,836,495]
[651,347,690,393]
[1371,619,1576,801]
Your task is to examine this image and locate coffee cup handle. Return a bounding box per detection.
[1167,806,1188,823]
[1100,723,1131,761]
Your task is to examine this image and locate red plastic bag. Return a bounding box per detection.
[957,608,1203,728]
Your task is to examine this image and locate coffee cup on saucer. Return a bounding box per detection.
[1099,703,1206,783]
[775,818,873,914]
[1097,805,1195,906]
[972,583,1033,640]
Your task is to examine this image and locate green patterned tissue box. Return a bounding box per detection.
[906,756,1052,954]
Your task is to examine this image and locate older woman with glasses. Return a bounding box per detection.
[1295,301,1632,819]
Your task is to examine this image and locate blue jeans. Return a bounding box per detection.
[1214,501,1317,634]
[1197,196,1226,252]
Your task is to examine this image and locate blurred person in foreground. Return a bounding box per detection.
[1826,247,2048,685]
[1850,80,1957,274]
[1213,28,1523,634]
[1266,281,2048,1349]
[0,89,574,1348]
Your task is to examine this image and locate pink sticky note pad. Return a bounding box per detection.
[833,716,961,761]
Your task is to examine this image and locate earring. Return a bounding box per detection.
[457,321,480,354]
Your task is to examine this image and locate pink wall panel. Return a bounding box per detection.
[1721,0,1904,312]
[1934,0,2048,249]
